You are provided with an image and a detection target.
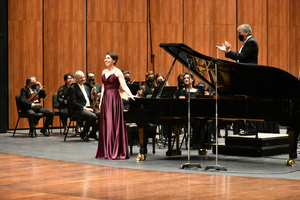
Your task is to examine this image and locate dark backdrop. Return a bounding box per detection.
[0,0,8,133]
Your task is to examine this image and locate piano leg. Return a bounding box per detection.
[285,127,299,166]
[136,126,146,161]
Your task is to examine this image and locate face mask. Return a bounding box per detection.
[32,84,37,90]
[125,77,130,83]
[88,77,95,83]
[238,34,244,42]
[157,80,164,86]
[147,78,154,83]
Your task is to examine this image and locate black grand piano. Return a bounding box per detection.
[126,43,300,165]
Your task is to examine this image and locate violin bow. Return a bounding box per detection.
[40,82,59,103]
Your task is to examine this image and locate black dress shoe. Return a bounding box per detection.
[89,132,98,141]
[30,131,35,138]
[80,131,89,141]
[40,129,50,137]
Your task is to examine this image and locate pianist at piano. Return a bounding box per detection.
[178,72,210,150]
[178,72,202,98]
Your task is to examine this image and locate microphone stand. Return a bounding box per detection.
[181,58,201,170]
[204,59,226,171]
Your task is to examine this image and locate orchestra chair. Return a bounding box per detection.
[127,123,157,155]
[13,94,44,137]
[63,115,83,141]
[51,93,62,135]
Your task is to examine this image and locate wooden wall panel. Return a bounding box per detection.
[290,26,300,77]
[149,0,183,86]
[87,22,120,83]
[238,0,267,65]
[184,0,210,26]
[44,0,86,21]
[87,0,147,83]
[210,0,236,25]
[268,26,289,72]
[118,23,147,81]
[8,0,42,20]
[8,0,43,129]
[290,0,300,77]
[44,0,86,127]
[119,0,147,23]
[88,0,120,22]
[150,23,183,86]
[210,0,236,60]
[184,0,210,55]
[267,0,289,71]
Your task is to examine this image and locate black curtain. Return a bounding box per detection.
[0,0,8,133]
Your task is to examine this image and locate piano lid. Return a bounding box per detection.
[160,43,300,98]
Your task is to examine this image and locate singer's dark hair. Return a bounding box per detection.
[177,73,185,87]
[184,72,195,87]
[64,73,74,81]
[106,52,118,65]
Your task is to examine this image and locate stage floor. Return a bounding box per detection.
[1,128,300,180]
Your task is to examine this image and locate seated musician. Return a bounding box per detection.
[68,70,100,141]
[84,71,101,108]
[155,73,168,87]
[178,73,209,149]
[121,71,132,111]
[178,72,203,98]
[137,71,156,98]
[20,76,54,138]
[122,70,131,84]
[57,73,77,134]
[174,73,185,98]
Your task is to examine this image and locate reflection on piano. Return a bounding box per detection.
[125,43,300,165]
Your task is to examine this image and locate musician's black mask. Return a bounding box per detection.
[157,80,164,86]
[238,34,244,42]
[125,77,130,83]
[32,85,37,90]
[88,77,95,83]
[147,78,154,83]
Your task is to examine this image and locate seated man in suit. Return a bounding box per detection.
[68,70,99,141]
[20,76,53,138]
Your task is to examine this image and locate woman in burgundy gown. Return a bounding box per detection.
[95,52,135,159]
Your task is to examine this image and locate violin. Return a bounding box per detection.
[27,84,43,103]
[92,87,100,110]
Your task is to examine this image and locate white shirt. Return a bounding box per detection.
[77,83,91,107]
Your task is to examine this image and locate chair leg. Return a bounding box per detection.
[152,136,155,154]
[13,117,20,137]
[64,119,72,141]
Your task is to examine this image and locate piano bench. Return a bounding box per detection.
[127,123,157,155]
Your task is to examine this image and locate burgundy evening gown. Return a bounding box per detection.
[95,73,129,159]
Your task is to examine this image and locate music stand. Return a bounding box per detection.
[151,86,177,99]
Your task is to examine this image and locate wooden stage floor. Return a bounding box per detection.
[1,130,300,199]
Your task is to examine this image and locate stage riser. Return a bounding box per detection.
[225,137,289,147]
[212,144,289,157]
